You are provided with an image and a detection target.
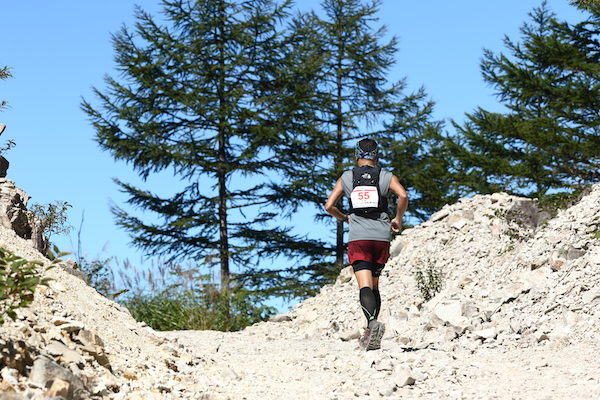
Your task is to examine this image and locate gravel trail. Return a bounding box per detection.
[164,328,600,399]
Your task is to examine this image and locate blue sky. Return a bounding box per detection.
[1,1,586,308]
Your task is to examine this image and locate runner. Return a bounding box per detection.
[324,138,408,350]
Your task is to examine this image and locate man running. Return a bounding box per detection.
[325,138,408,350]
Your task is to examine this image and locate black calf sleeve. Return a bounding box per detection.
[373,289,381,320]
[359,287,377,325]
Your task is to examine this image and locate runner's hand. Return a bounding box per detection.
[391,217,401,233]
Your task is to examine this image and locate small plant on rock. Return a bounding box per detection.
[28,201,73,238]
[0,138,15,155]
[414,263,444,301]
[27,201,73,254]
[78,255,120,298]
[1,66,16,156]
[0,248,50,325]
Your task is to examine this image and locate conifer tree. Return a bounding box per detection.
[571,0,600,9]
[81,0,322,318]
[447,3,600,201]
[380,116,458,223]
[282,0,444,255]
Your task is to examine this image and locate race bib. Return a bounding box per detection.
[351,186,378,209]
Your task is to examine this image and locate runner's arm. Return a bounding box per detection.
[389,175,408,233]
[325,178,349,222]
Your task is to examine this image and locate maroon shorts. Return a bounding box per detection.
[347,240,390,265]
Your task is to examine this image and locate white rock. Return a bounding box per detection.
[393,366,417,387]
[472,328,497,340]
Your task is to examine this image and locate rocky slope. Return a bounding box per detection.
[281,188,600,350]
[2,178,600,399]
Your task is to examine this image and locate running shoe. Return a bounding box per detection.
[358,328,371,348]
[366,321,385,351]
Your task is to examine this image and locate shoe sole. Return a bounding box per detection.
[366,322,385,351]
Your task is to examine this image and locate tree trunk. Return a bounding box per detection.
[335,219,344,268]
[217,156,229,292]
[217,2,231,329]
[334,54,345,267]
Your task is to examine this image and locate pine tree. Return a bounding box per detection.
[571,0,600,9]
[81,0,322,322]
[380,116,457,223]
[448,3,600,202]
[274,0,444,265]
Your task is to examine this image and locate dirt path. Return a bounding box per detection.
[163,329,600,399]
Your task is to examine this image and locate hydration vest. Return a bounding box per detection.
[349,165,388,220]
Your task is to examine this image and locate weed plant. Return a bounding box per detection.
[82,255,276,332]
[75,213,275,331]
[27,201,73,239]
[414,263,443,301]
[0,246,68,325]
[27,201,73,255]
[118,260,276,331]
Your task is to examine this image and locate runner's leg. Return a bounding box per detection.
[355,266,376,326]
[372,261,385,320]
[359,287,377,326]
[373,287,381,320]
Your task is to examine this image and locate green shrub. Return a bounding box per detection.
[77,255,122,299]
[27,201,73,243]
[114,260,276,331]
[414,263,443,302]
[122,285,271,332]
[0,248,50,325]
